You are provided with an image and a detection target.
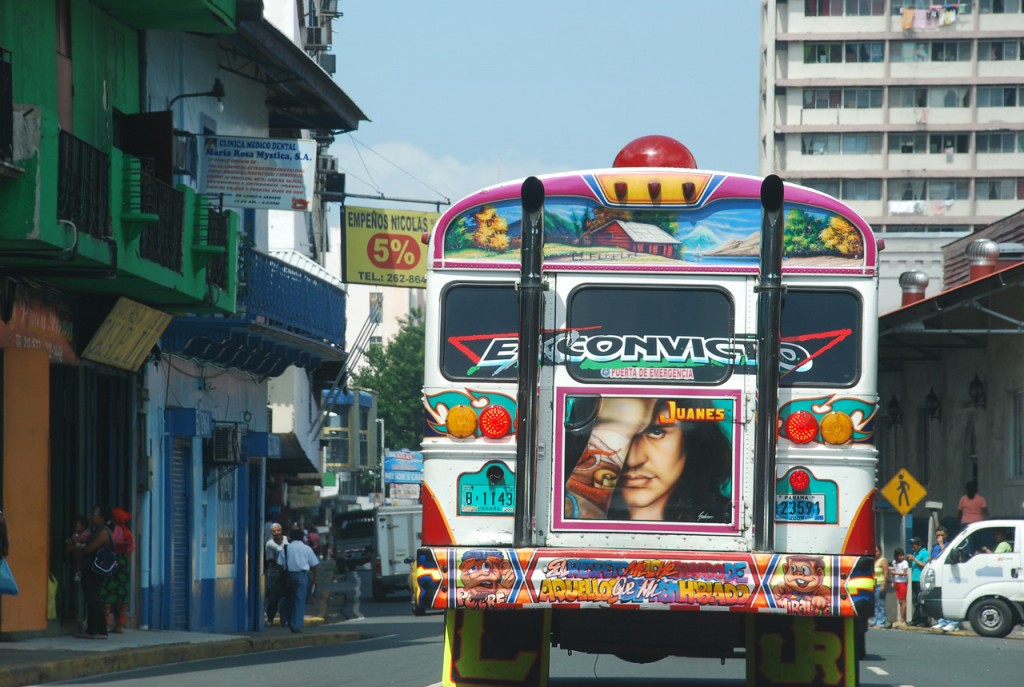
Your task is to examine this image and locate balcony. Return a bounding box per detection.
[160,247,347,378]
[89,0,236,33]
[1,123,238,313]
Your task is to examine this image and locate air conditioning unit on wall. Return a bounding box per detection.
[320,0,341,16]
[305,26,329,50]
[206,424,243,464]
[318,154,338,174]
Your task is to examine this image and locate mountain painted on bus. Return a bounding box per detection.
[440,198,865,266]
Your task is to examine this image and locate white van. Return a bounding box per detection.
[920,519,1024,637]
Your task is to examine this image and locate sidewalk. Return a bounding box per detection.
[0,569,363,687]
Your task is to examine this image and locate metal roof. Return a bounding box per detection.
[878,261,1024,373]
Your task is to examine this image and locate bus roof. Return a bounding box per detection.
[428,168,877,276]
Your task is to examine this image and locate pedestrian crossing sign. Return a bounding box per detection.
[880,469,927,516]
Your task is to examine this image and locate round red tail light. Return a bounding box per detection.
[479,405,512,439]
[785,411,819,444]
[789,469,811,492]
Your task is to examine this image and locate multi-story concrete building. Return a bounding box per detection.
[761,1,1024,311]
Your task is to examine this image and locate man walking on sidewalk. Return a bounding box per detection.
[277,528,320,633]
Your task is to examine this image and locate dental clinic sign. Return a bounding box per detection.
[199,135,316,211]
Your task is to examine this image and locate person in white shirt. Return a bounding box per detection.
[264,524,288,627]
[277,528,320,632]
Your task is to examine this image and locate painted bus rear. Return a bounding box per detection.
[413,136,878,686]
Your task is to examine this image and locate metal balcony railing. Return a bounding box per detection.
[57,131,111,239]
[138,167,184,273]
[1,47,12,164]
[240,247,345,344]
[205,207,229,291]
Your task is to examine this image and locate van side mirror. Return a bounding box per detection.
[948,547,964,564]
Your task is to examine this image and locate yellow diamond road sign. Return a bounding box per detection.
[881,469,927,516]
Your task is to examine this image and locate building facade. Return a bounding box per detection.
[0,0,364,635]
[761,1,1024,311]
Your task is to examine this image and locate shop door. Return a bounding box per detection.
[170,437,191,630]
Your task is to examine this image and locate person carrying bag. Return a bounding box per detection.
[67,505,115,639]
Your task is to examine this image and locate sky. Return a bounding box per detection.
[328,1,761,210]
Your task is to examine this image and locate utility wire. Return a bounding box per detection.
[342,134,450,204]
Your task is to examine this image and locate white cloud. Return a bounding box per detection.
[332,139,564,209]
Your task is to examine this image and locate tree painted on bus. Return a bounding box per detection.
[783,208,863,259]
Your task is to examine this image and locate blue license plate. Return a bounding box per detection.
[774,494,825,522]
[459,484,514,515]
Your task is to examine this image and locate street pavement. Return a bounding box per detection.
[0,567,362,687]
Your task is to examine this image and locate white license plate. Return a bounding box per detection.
[774,494,825,522]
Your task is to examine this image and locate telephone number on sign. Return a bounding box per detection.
[384,273,425,285]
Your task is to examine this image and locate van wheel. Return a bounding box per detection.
[336,562,348,574]
[969,598,1014,637]
[372,578,386,602]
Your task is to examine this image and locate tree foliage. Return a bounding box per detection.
[350,311,425,452]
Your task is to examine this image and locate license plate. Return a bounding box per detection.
[459,484,515,515]
[774,494,825,522]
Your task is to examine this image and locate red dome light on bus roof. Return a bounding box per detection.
[479,405,512,439]
[613,135,697,169]
[785,411,819,444]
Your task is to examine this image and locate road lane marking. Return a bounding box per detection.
[867,666,889,676]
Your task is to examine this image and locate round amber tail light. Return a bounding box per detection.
[446,405,478,438]
[820,411,854,445]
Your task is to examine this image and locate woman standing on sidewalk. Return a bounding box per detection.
[67,505,114,639]
[101,507,134,633]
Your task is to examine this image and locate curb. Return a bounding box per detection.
[0,629,364,687]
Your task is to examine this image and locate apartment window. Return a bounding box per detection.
[978,178,1018,199]
[927,179,969,200]
[358,406,369,467]
[369,335,383,351]
[842,133,882,154]
[801,179,841,197]
[890,87,928,108]
[1010,391,1024,479]
[929,133,969,154]
[977,131,1017,152]
[979,40,1020,60]
[891,41,930,62]
[978,86,1019,107]
[935,87,970,108]
[843,179,882,200]
[369,291,383,323]
[890,133,927,153]
[980,0,1022,13]
[845,0,884,14]
[805,42,843,63]
[844,87,882,108]
[931,41,971,62]
[805,0,843,15]
[888,180,926,201]
[845,42,884,63]
[801,133,840,155]
[804,88,842,109]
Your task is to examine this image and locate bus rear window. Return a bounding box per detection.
[441,284,518,381]
[566,287,734,384]
[779,290,861,387]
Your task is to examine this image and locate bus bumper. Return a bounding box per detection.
[411,546,873,618]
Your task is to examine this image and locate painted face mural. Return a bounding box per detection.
[458,550,512,601]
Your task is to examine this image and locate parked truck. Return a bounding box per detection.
[372,504,422,602]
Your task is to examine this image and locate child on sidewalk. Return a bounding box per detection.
[889,548,909,627]
[66,515,90,582]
